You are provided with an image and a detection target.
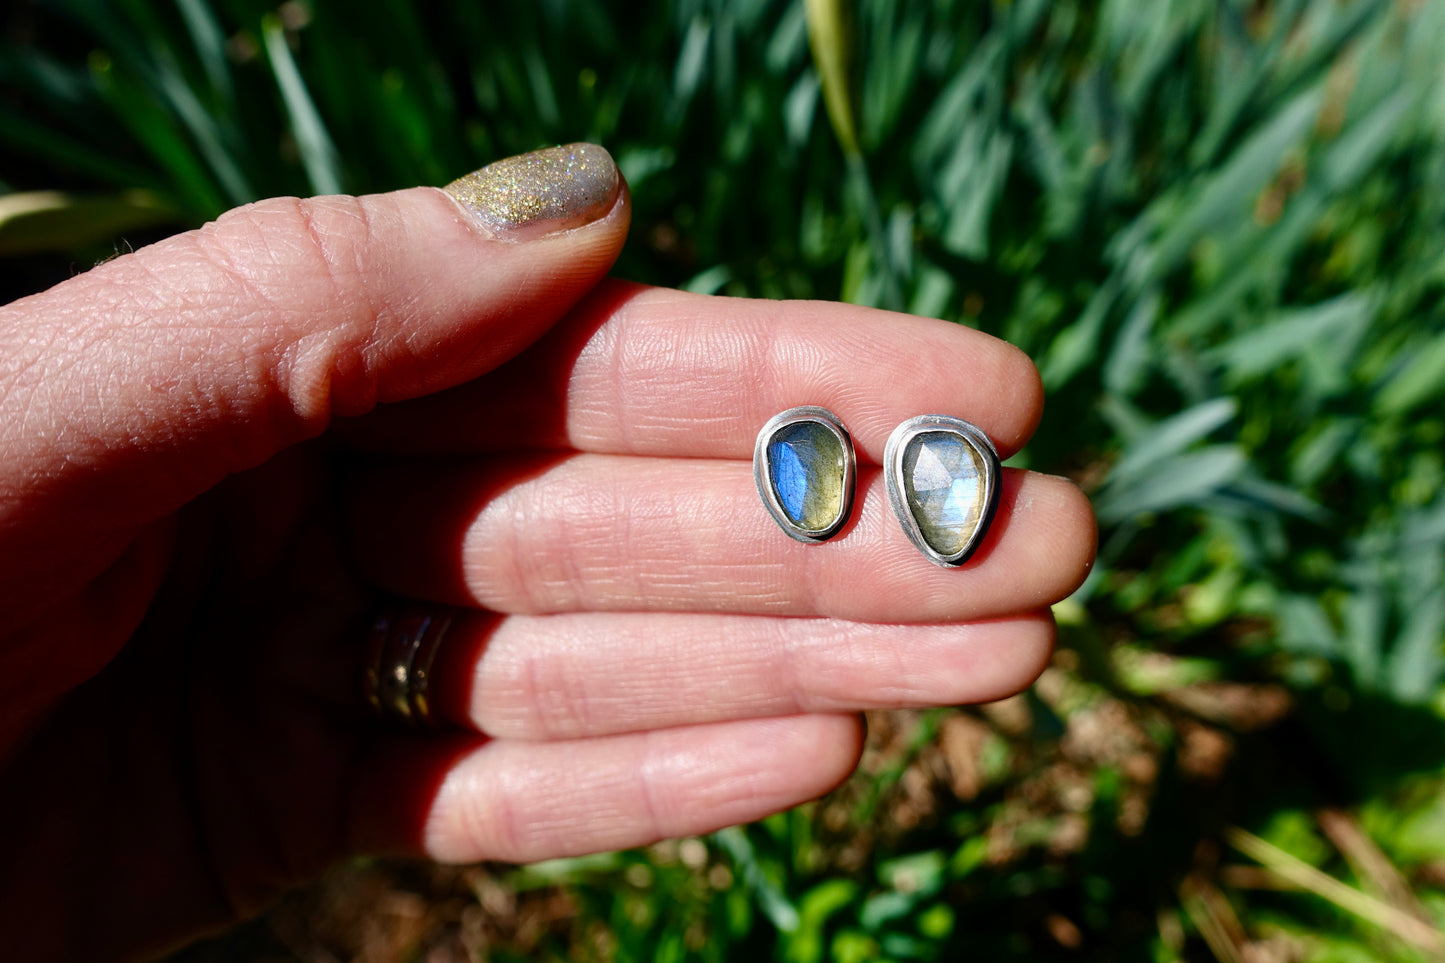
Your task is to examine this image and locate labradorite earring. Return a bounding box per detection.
[883,415,1001,567]
[754,407,856,542]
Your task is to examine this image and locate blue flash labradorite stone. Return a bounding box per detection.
[901,431,988,557]
[766,421,847,533]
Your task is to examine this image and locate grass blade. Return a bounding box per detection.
[262,15,343,196]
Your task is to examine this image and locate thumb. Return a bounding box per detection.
[0,142,628,616]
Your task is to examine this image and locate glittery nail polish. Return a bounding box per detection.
[444,143,620,241]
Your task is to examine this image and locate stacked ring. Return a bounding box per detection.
[362,605,457,728]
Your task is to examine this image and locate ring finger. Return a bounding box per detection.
[411,607,1054,739]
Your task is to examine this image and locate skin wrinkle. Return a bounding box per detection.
[189,217,295,331]
[612,305,690,453]
[564,312,618,451]
[0,311,67,418]
[691,722,795,819]
[141,209,338,467]
[263,199,384,425]
[556,469,632,606]
[494,458,629,611]
[295,194,373,289]
[540,474,608,606]
[444,758,519,859]
[650,480,774,607]
[610,461,649,605]
[609,307,654,455]
[501,491,545,613]
[836,623,919,707]
[483,619,633,735]
[534,633,601,741]
[1,263,265,518]
[638,468,720,598]
[186,220,337,441]
[182,193,476,435]
[433,756,491,859]
[518,645,555,739]
[771,616,812,716]
[739,315,785,439]
[635,730,668,843]
[0,294,146,469]
[374,207,457,369]
[616,303,776,453]
[873,622,947,704]
[458,763,516,858]
[464,744,630,860]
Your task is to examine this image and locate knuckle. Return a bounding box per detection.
[182,195,391,426]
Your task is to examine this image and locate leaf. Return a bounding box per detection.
[1095,446,1246,523]
[1139,87,1323,284]
[262,15,343,196]
[152,59,254,205]
[0,189,181,255]
[783,71,821,149]
[715,826,800,933]
[765,1,810,73]
[939,127,1012,259]
[1341,587,1386,690]
[1218,475,1329,523]
[505,851,624,890]
[1386,589,1445,704]
[783,879,859,963]
[1039,276,1120,390]
[90,51,225,215]
[1318,86,1417,190]
[858,890,914,932]
[1108,398,1238,482]
[1210,291,1378,381]
[173,0,233,105]
[803,0,858,155]
[1102,286,1162,396]
[877,850,946,898]
[1375,331,1445,417]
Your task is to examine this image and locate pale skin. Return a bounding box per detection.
[0,173,1095,959]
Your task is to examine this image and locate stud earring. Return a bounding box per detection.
[754,406,856,542]
[884,415,1000,566]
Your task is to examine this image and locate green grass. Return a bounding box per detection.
[6,0,1445,959]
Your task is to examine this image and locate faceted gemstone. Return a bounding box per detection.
[901,430,989,557]
[766,420,847,533]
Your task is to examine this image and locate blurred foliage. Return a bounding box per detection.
[6,0,1445,959]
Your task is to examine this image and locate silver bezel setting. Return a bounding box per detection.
[884,415,1001,567]
[754,406,857,542]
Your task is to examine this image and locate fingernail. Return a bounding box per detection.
[444,143,620,241]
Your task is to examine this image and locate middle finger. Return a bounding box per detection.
[347,454,1094,623]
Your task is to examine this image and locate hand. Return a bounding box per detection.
[0,145,1094,960]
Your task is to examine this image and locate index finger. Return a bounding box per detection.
[341,280,1044,461]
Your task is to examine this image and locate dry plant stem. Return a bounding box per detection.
[1315,807,1433,925]
[1225,827,1445,956]
[1179,876,1247,963]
